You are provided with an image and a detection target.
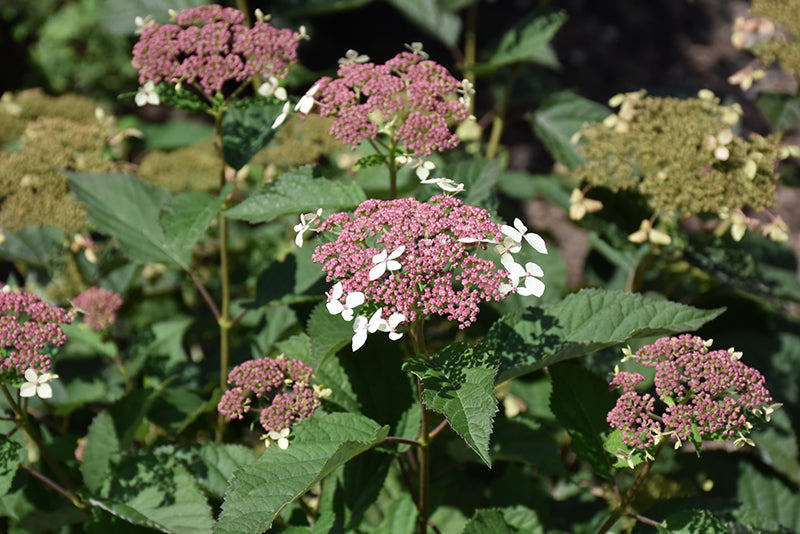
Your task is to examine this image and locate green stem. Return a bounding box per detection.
[596,442,664,534]
[212,109,232,442]
[0,385,84,508]
[463,2,477,116]
[416,377,430,534]
[485,62,520,159]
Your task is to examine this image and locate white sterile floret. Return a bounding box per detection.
[263,428,290,449]
[295,84,319,114]
[272,101,291,129]
[369,246,405,281]
[293,208,322,247]
[500,218,548,255]
[338,49,370,65]
[326,282,365,321]
[352,309,384,351]
[378,312,406,341]
[135,81,160,107]
[20,369,58,399]
[500,256,545,297]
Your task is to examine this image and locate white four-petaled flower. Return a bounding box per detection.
[135,81,160,107]
[501,257,545,297]
[293,208,322,247]
[326,282,364,321]
[352,309,384,351]
[20,369,58,399]
[378,312,406,341]
[369,246,405,281]
[264,428,290,450]
[500,218,548,255]
[295,84,319,114]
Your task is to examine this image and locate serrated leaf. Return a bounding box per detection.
[215,413,389,534]
[0,438,21,497]
[487,289,725,383]
[307,301,353,367]
[549,362,616,479]
[374,493,417,534]
[386,0,461,48]
[530,91,609,170]
[67,172,188,267]
[184,443,259,499]
[440,158,499,209]
[93,454,213,534]
[353,153,387,170]
[480,10,567,71]
[160,183,232,257]
[402,343,497,466]
[658,509,729,534]
[753,409,800,485]
[223,166,366,224]
[756,91,800,133]
[463,509,518,534]
[737,462,800,532]
[0,226,64,268]
[81,411,121,494]
[222,98,288,170]
[247,246,324,307]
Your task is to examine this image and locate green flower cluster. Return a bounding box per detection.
[572,89,786,219]
[747,0,800,77]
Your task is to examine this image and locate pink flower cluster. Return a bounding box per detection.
[313,195,507,331]
[0,286,74,375]
[72,287,123,331]
[217,355,321,432]
[132,5,302,96]
[301,51,469,155]
[607,334,774,450]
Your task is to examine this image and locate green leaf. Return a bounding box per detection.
[386,0,461,48]
[307,302,353,368]
[0,226,64,268]
[374,493,417,534]
[753,409,800,485]
[125,118,215,150]
[215,413,389,534]
[463,509,517,534]
[67,172,188,267]
[177,443,258,499]
[657,509,728,534]
[480,10,567,71]
[0,437,21,497]
[402,343,498,466]
[160,183,232,258]
[60,323,118,358]
[486,289,725,383]
[224,166,367,224]
[737,462,800,532]
[549,362,616,479]
[222,98,289,170]
[756,91,800,133]
[530,91,609,170]
[248,246,324,307]
[603,429,650,470]
[92,451,214,534]
[81,411,121,494]
[440,158,499,209]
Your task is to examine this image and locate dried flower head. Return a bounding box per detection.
[607,334,775,451]
[298,49,470,156]
[217,355,322,433]
[312,196,546,348]
[72,287,124,331]
[735,0,800,77]
[132,5,303,98]
[0,286,74,376]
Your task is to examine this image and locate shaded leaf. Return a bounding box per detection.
[463,509,517,534]
[387,0,461,48]
[530,91,609,170]
[549,362,616,479]
[480,10,567,71]
[0,438,21,497]
[214,413,389,534]
[757,91,800,133]
[0,226,64,268]
[160,183,232,258]
[224,166,366,224]
[737,462,800,532]
[67,172,187,267]
[403,343,497,466]
[223,98,289,170]
[657,509,728,534]
[374,493,417,534]
[81,410,121,494]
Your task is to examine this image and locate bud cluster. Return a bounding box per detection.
[217,355,322,433]
[607,334,776,452]
[0,286,74,376]
[72,287,124,332]
[297,48,470,156]
[132,5,302,97]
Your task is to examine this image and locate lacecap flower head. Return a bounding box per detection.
[72,286,123,331]
[297,47,471,156]
[311,195,547,350]
[217,355,323,433]
[0,285,73,376]
[132,5,303,98]
[607,334,776,452]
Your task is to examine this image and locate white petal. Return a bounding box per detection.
[385,260,401,271]
[327,300,344,315]
[345,292,365,309]
[389,331,403,340]
[295,231,304,247]
[278,437,289,449]
[341,309,355,321]
[524,262,544,277]
[501,224,522,243]
[20,383,37,398]
[24,368,38,382]
[388,246,405,260]
[523,277,545,298]
[329,282,343,300]
[523,232,548,255]
[369,263,386,281]
[37,383,53,399]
